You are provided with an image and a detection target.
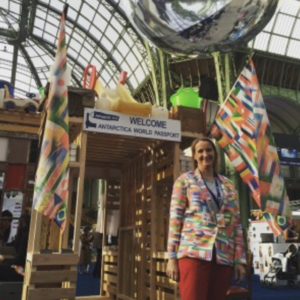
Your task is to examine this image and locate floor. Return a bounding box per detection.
[76,267,300,299]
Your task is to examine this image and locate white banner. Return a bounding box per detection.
[83,108,181,142]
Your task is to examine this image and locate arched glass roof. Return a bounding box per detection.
[250,0,300,58]
[0,0,150,98]
[1,0,300,102]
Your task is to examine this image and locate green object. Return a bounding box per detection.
[170,87,203,108]
[38,86,45,97]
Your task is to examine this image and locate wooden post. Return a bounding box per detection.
[173,142,181,300]
[73,131,87,253]
[150,148,157,300]
[100,180,107,296]
[61,169,75,248]
[173,143,181,180]
[22,209,43,300]
[139,153,147,300]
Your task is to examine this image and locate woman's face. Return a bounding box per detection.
[0,218,11,230]
[193,140,215,171]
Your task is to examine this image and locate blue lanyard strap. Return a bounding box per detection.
[205,176,222,209]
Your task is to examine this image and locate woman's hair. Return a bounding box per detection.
[191,137,218,171]
[14,213,31,249]
[1,210,13,219]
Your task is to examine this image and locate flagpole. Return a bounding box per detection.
[212,52,224,104]
[224,53,231,94]
[63,3,69,18]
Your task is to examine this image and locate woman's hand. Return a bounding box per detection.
[234,264,246,283]
[166,258,179,282]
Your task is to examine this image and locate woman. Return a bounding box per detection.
[166,137,246,300]
[0,210,13,246]
[79,226,93,274]
[0,213,30,282]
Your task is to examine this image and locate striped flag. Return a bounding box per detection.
[210,58,291,237]
[33,8,69,232]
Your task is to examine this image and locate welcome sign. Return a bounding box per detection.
[83,108,181,142]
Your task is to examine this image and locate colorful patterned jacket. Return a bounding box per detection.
[167,169,246,266]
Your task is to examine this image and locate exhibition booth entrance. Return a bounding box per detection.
[21,105,204,300]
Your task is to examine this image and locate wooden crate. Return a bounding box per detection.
[68,87,95,117]
[102,250,118,299]
[24,253,78,300]
[169,106,204,133]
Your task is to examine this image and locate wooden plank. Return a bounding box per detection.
[0,110,41,125]
[156,290,175,300]
[73,131,87,253]
[173,143,180,180]
[103,256,118,263]
[62,171,75,248]
[181,131,204,138]
[29,253,78,266]
[103,273,118,284]
[76,296,113,300]
[30,269,77,283]
[102,283,117,295]
[155,276,175,289]
[69,161,81,168]
[139,153,147,300]
[117,294,136,300]
[0,123,39,134]
[153,251,169,259]
[27,287,75,300]
[69,116,83,124]
[100,181,108,296]
[103,264,118,273]
[26,209,43,254]
[150,149,157,300]
[102,250,118,256]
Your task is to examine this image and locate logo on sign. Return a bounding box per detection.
[85,111,120,129]
[94,111,120,121]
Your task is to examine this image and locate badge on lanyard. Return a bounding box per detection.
[216,213,225,228]
[204,176,222,211]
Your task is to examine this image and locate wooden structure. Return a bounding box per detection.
[98,107,205,300]
[19,99,204,299]
[0,109,41,213]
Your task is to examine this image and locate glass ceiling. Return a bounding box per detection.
[250,0,300,58]
[1,0,300,99]
[0,0,150,98]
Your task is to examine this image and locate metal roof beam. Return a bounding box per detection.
[19,43,42,88]
[36,2,123,77]
[33,36,83,87]
[11,45,19,86]
[28,0,38,35]
[7,0,31,45]
[18,0,31,43]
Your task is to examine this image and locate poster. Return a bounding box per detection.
[2,191,23,243]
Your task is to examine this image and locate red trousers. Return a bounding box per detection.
[178,255,233,300]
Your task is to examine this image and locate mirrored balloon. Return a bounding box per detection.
[121,0,278,57]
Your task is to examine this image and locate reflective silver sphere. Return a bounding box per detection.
[121,0,278,56]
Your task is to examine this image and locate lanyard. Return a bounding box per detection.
[204,176,222,210]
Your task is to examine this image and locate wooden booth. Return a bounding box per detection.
[20,92,205,300]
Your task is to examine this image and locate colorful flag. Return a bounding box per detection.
[33,8,69,231]
[210,58,290,236]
